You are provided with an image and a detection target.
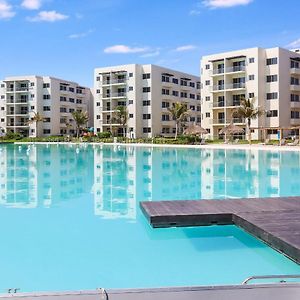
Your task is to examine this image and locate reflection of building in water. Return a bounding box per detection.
[0,144,94,208]
[0,145,38,208]
[93,145,137,220]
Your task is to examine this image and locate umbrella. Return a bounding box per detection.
[184,124,208,135]
[219,123,245,135]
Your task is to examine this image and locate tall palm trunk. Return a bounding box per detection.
[247,118,251,144]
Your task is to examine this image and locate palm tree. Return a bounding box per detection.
[233,98,264,144]
[28,112,45,137]
[167,102,190,139]
[71,110,89,138]
[113,105,128,137]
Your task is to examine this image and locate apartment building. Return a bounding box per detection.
[94,64,201,138]
[200,47,300,140]
[0,76,92,137]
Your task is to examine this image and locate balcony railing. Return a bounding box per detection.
[7,123,29,127]
[290,68,300,74]
[212,68,225,75]
[102,79,126,85]
[102,92,126,98]
[212,83,246,91]
[212,118,245,124]
[226,66,246,73]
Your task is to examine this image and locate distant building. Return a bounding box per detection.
[0,75,93,137]
[200,47,300,140]
[94,64,201,138]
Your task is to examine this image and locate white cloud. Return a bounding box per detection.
[104,45,148,54]
[68,29,94,39]
[140,50,160,58]
[287,38,300,49]
[203,0,253,8]
[27,10,69,22]
[21,0,42,10]
[175,45,197,52]
[0,0,15,19]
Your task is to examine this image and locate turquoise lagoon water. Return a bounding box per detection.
[0,143,299,292]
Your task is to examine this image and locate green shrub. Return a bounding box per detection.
[4,132,22,140]
[97,132,112,139]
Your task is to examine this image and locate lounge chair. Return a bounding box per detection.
[279,138,286,146]
[287,139,299,146]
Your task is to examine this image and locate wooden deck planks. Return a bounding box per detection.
[140,197,300,264]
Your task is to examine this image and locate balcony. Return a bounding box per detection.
[290,68,300,75]
[7,112,29,116]
[212,118,245,125]
[211,83,245,92]
[226,66,246,73]
[102,79,126,86]
[7,123,29,127]
[6,87,30,93]
[291,85,300,92]
[291,101,300,108]
[102,92,126,99]
[211,68,225,76]
[6,99,28,104]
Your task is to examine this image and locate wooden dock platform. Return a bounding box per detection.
[140,197,300,264]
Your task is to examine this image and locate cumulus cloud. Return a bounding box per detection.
[104,45,148,54]
[175,45,197,52]
[27,10,69,22]
[21,0,42,10]
[0,0,15,19]
[203,0,253,9]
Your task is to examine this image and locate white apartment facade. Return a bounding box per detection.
[200,47,300,140]
[94,64,201,138]
[0,76,92,137]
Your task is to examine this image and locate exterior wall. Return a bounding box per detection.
[0,76,93,137]
[201,47,300,140]
[94,64,201,138]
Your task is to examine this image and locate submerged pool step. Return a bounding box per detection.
[140,197,300,264]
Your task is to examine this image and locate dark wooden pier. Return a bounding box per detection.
[140,197,300,264]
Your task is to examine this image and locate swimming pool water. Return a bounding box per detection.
[0,144,299,292]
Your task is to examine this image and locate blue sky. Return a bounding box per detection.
[0,0,300,87]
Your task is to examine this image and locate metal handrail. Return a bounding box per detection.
[242,275,300,285]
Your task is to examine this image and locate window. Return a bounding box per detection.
[44,118,51,122]
[197,117,201,123]
[60,107,67,112]
[96,89,100,94]
[172,90,179,97]
[190,117,195,122]
[162,75,170,82]
[143,87,150,93]
[162,114,170,121]
[291,60,300,69]
[69,98,75,103]
[190,93,195,99]
[205,64,210,70]
[180,92,187,98]
[266,57,278,65]
[96,76,100,81]
[31,106,35,110]
[266,75,277,82]
[143,73,151,79]
[31,94,35,98]
[43,106,51,111]
[43,129,51,134]
[205,96,210,101]
[249,57,255,63]
[266,92,278,100]
[143,114,151,119]
[76,88,83,94]
[69,87,74,92]
[197,82,201,90]
[267,129,278,135]
[291,94,300,102]
[249,93,255,98]
[30,82,35,87]
[43,95,50,100]
[129,114,134,118]
[291,77,300,85]
[197,106,200,111]
[0,95,4,99]
[205,80,210,86]
[162,101,170,108]
[60,96,67,102]
[266,110,278,117]
[69,108,75,113]
[249,75,255,80]
[1,107,4,110]
[0,118,4,122]
[190,82,195,88]
[60,85,67,91]
[129,86,134,91]
[43,83,50,88]
[129,73,133,77]
[76,99,82,104]
[172,78,178,84]
[205,113,210,118]
[180,80,187,86]
[162,88,170,95]
[143,100,150,106]
[129,100,133,104]
[143,127,151,133]
[190,105,195,111]
[291,111,300,119]
[197,95,200,100]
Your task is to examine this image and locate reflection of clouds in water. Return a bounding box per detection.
[1,145,300,219]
